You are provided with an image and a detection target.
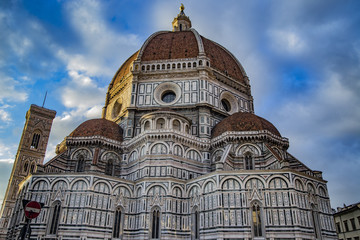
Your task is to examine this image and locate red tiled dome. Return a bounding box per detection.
[140,31,246,84]
[212,112,281,138]
[69,119,123,142]
[141,31,199,61]
[201,36,244,83]
[109,30,247,93]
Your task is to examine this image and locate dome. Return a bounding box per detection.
[109,30,248,92]
[110,50,139,90]
[212,112,281,138]
[69,119,123,142]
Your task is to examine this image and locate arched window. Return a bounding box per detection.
[105,159,114,176]
[76,155,85,172]
[144,121,151,131]
[151,143,167,155]
[31,133,40,149]
[173,120,181,131]
[251,202,263,237]
[30,162,35,173]
[23,161,29,173]
[173,145,183,157]
[140,145,146,157]
[156,118,165,129]
[48,201,61,235]
[113,207,123,239]
[129,151,138,162]
[192,208,200,240]
[151,209,161,239]
[186,150,201,162]
[221,178,241,209]
[245,154,253,170]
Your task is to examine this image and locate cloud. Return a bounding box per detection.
[277,72,360,139]
[268,30,307,55]
[0,141,17,163]
[0,2,63,79]
[0,109,11,122]
[0,105,13,125]
[42,0,144,161]
[59,0,141,78]
[0,74,28,104]
[60,71,106,110]
[45,70,105,161]
[0,161,12,207]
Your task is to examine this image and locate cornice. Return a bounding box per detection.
[211,130,289,148]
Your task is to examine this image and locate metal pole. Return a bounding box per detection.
[42,91,47,108]
[19,218,30,240]
[25,218,30,240]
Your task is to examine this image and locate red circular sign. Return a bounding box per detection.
[24,201,41,219]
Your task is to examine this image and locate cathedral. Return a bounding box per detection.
[0,5,337,240]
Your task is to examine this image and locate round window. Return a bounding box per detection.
[161,91,176,103]
[112,99,122,119]
[221,99,231,112]
[154,82,181,106]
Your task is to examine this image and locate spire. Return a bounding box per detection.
[172,4,192,32]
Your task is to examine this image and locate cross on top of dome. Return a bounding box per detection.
[172,4,192,32]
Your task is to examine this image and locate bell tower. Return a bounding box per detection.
[0,104,56,237]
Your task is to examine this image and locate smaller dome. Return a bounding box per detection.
[69,119,123,142]
[212,112,281,138]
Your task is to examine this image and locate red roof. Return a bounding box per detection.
[69,119,123,142]
[109,30,247,93]
[142,31,199,60]
[201,36,244,82]
[212,112,281,138]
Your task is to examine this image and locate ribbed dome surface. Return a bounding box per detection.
[69,119,123,141]
[140,31,245,83]
[212,112,281,138]
[142,31,199,61]
[109,30,247,93]
[201,36,244,82]
[111,50,139,88]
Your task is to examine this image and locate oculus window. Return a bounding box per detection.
[161,91,176,103]
[221,99,231,112]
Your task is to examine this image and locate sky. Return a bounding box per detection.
[0,0,359,209]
